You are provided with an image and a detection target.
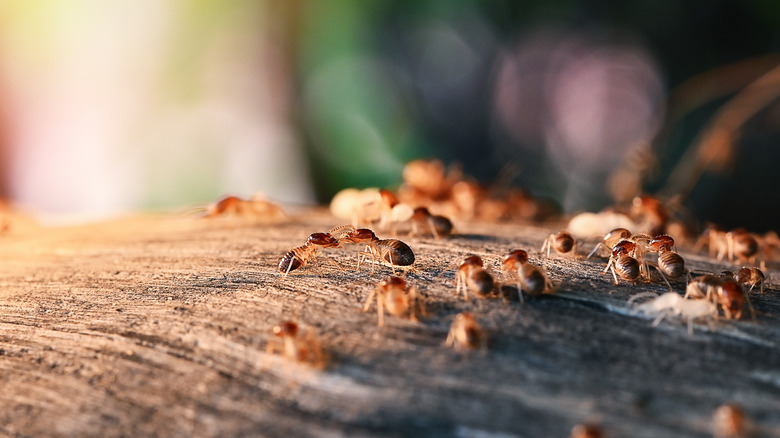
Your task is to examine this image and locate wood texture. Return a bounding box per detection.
[0,210,778,437]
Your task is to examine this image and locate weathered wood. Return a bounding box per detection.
[0,210,778,437]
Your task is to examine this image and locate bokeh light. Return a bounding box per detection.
[0,1,777,230]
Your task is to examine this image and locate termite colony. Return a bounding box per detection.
[273,227,558,361]
[275,159,777,365]
[271,224,420,365]
[329,159,558,236]
[257,156,777,437]
[560,185,778,320]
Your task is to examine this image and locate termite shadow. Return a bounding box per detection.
[450,233,503,243]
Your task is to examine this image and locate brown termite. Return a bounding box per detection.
[630,194,669,236]
[204,194,286,221]
[649,234,676,251]
[686,275,750,320]
[734,267,765,293]
[409,207,453,238]
[604,241,641,285]
[455,256,495,300]
[278,232,340,277]
[340,228,415,272]
[684,274,723,300]
[727,229,759,263]
[694,226,729,260]
[363,276,424,326]
[445,312,486,352]
[265,320,326,369]
[716,278,749,320]
[760,230,779,268]
[502,250,553,301]
[541,230,577,258]
[646,235,687,289]
[587,228,632,259]
[712,403,747,438]
[655,248,686,280]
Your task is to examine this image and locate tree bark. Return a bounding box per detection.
[0,210,778,437]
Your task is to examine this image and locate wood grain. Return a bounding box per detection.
[0,210,778,437]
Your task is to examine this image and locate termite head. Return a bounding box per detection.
[603,228,632,248]
[503,250,528,271]
[650,234,675,252]
[412,207,431,220]
[379,189,399,208]
[612,239,635,257]
[382,276,407,289]
[343,228,376,243]
[462,255,484,268]
[273,321,299,337]
[308,232,339,247]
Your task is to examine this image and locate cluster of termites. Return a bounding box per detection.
[694,226,779,269]
[277,225,415,277]
[273,223,560,356]
[273,219,771,364]
[330,159,556,230]
[267,170,774,435]
[437,250,557,350]
[397,159,557,222]
[361,249,553,349]
[579,225,772,332]
[270,225,419,366]
[330,187,454,237]
[587,229,687,290]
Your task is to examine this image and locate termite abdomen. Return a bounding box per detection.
[379,239,415,266]
[279,251,302,273]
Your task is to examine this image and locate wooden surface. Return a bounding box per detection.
[0,209,779,437]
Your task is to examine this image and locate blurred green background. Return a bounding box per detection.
[0,0,778,231]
